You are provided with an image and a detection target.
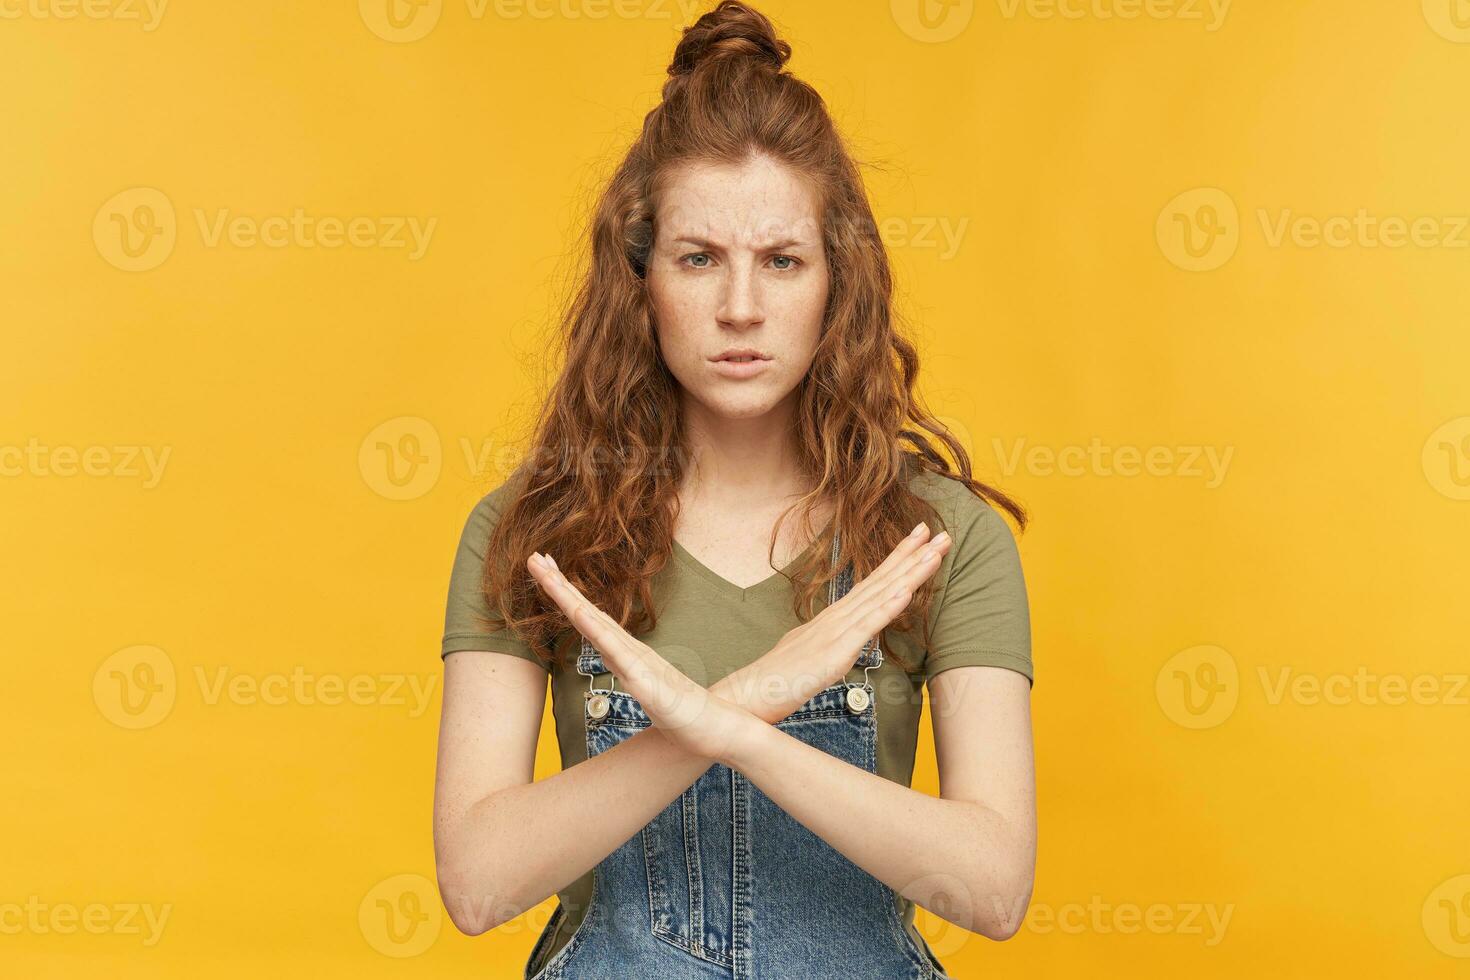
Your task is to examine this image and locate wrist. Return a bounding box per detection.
[717,707,779,772]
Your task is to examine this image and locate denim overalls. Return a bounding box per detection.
[524,531,954,979]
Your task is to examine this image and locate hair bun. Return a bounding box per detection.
[668,1,791,78]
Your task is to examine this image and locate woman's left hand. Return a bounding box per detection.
[526,552,761,767]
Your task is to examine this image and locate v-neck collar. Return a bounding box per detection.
[670,520,834,601]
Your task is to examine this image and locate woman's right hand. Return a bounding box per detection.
[715,522,953,723]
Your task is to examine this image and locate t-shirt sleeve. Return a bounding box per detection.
[440,491,551,671]
[922,491,1033,688]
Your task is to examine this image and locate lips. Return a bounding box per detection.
[710,353,771,379]
[712,348,771,363]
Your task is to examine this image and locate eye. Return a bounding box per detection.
[770,255,800,271]
[680,252,712,268]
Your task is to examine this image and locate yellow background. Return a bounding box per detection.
[4,0,1468,976]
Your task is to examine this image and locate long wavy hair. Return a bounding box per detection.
[478,0,1026,673]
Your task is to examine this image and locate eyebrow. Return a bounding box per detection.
[671,235,813,251]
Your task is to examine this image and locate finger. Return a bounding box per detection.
[829,538,950,650]
[526,554,638,666]
[525,553,597,627]
[828,521,934,611]
[528,554,625,638]
[837,525,950,610]
[887,529,952,594]
[524,556,735,739]
[840,530,952,620]
[856,532,952,617]
[840,567,941,646]
[529,556,688,705]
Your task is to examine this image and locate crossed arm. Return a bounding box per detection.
[433,526,1036,941]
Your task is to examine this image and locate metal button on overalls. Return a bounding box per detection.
[586,692,610,721]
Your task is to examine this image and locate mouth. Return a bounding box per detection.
[710,350,772,379]
[711,349,771,363]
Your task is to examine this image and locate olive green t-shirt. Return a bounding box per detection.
[440,467,1032,966]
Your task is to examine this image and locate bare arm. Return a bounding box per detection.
[724,664,1036,940]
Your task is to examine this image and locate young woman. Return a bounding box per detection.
[432,3,1036,977]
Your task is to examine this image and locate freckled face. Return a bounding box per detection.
[645,154,829,421]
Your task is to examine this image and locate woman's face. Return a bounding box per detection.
[645,153,830,423]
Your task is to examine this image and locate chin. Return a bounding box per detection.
[692,390,782,420]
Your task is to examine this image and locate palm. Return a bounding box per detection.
[525,555,754,763]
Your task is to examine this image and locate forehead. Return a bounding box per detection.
[654,155,822,246]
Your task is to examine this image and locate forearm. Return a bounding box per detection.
[441,723,712,933]
[727,722,1033,941]
[440,654,821,934]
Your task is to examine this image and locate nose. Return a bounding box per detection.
[716,260,764,330]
